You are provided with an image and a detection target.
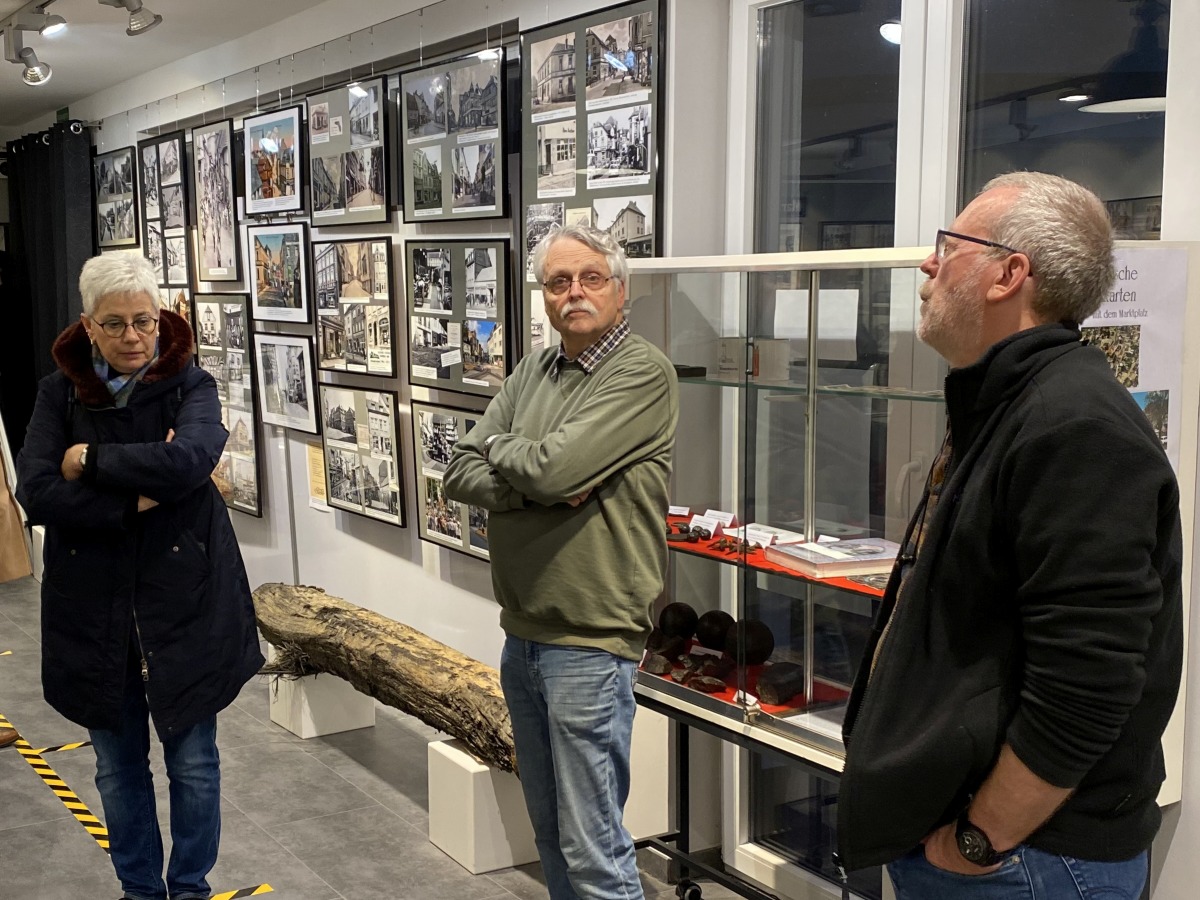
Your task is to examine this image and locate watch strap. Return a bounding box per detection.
[955,809,1009,867]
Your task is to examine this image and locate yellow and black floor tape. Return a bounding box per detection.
[1,713,272,898]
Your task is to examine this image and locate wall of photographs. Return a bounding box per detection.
[399,49,507,222]
[244,105,305,216]
[411,401,489,560]
[194,293,262,516]
[137,131,195,326]
[93,146,138,249]
[191,119,242,282]
[321,386,406,527]
[519,0,662,356]
[315,238,396,377]
[405,238,511,398]
[307,76,390,226]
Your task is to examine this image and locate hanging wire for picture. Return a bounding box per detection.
[254,66,261,113]
[289,54,295,105]
[276,57,282,108]
[221,77,227,120]
[369,26,375,78]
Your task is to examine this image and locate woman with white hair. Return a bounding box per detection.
[15,252,262,900]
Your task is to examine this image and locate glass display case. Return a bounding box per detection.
[627,247,945,898]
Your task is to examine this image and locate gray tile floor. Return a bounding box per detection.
[0,576,731,900]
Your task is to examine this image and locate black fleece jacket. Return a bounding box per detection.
[837,323,1183,870]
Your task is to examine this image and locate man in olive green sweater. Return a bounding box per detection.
[444,224,678,900]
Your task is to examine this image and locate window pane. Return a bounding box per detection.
[960,0,1169,238]
[754,0,902,253]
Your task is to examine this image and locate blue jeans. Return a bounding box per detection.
[89,666,221,900]
[887,845,1148,899]
[500,635,643,900]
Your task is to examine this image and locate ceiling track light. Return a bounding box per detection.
[2,2,62,87]
[19,45,50,84]
[98,0,163,37]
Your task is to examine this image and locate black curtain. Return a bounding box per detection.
[2,121,94,454]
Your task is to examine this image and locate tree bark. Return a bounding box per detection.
[253,583,517,774]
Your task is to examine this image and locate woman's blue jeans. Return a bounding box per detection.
[500,635,643,900]
[88,667,220,900]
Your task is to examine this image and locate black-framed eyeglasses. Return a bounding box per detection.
[935,229,1025,262]
[92,315,159,338]
[541,273,614,297]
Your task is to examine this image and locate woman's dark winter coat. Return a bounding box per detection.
[15,310,263,740]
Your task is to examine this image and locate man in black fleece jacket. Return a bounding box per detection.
[838,172,1183,899]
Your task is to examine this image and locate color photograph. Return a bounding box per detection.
[249,224,310,323]
[245,106,303,214]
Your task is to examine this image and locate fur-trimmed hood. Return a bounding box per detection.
[51,309,195,407]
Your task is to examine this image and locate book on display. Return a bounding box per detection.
[764,538,900,578]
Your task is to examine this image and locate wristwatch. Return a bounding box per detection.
[955,809,1009,867]
[482,434,500,461]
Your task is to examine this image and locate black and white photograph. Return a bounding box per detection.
[367,306,392,374]
[418,408,460,475]
[344,145,385,209]
[424,476,462,542]
[254,334,318,434]
[592,194,654,258]
[366,392,393,456]
[529,33,576,121]
[464,247,498,317]
[411,402,486,557]
[191,119,240,281]
[336,240,376,300]
[411,316,452,380]
[468,504,489,556]
[530,289,559,353]
[165,235,187,285]
[536,121,576,198]
[199,353,226,400]
[231,455,259,514]
[584,13,653,109]
[162,287,190,323]
[322,387,358,443]
[405,72,449,141]
[244,105,303,215]
[312,153,346,214]
[321,386,405,526]
[350,82,382,147]
[327,447,362,506]
[196,301,222,347]
[450,54,501,135]
[413,247,452,312]
[310,101,330,144]
[462,321,505,387]
[225,303,246,351]
[586,104,651,187]
[314,243,339,311]
[452,141,497,211]
[525,202,564,279]
[140,143,160,220]
[159,138,181,186]
[94,146,138,248]
[315,239,395,378]
[161,183,185,230]
[411,145,443,213]
[249,223,311,323]
[226,408,255,456]
[566,207,593,227]
[145,221,164,281]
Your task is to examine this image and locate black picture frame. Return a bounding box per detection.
[399,48,508,223]
[404,238,512,398]
[313,237,396,377]
[320,385,406,527]
[247,221,313,324]
[137,131,195,299]
[253,332,319,434]
[243,104,306,216]
[411,400,490,560]
[191,118,242,282]
[93,145,139,249]
[306,76,390,227]
[193,293,262,516]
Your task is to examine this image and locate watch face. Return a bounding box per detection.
[957,827,990,863]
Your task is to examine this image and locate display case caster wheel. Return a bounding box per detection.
[676,879,703,900]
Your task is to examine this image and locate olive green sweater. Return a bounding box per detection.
[443,333,679,660]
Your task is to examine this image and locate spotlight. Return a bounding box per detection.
[39,14,67,36]
[879,20,901,45]
[19,46,51,85]
[98,0,162,37]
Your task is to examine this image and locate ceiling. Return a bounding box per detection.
[0,0,331,128]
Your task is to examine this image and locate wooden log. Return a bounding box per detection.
[252,583,517,774]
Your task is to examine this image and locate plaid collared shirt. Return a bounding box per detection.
[550,319,631,381]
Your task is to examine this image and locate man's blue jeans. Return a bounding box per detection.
[88,666,221,900]
[500,635,643,900]
[887,845,1148,899]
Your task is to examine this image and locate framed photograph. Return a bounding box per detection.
[314,238,395,377]
[243,104,305,216]
[520,0,664,356]
[1105,196,1162,240]
[320,386,405,527]
[137,131,194,293]
[400,49,507,223]
[191,119,241,282]
[193,293,261,516]
[253,333,318,434]
[248,222,311,324]
[93,146,138,248]
[411,401,489,560]
[819,221,894,251]
[306,76,389,226]
[405,238,511,398]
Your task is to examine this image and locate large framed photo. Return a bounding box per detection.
[194,293,262,516]
[191,119,241,282]
[253,333,318,434]
[411,401,489,560]
[321,386,405,527]
[520,0,663,356]
[314,238,395,377]
[93,146,138,248]
[399,49,507,223]
[248,222,311,324]
[137,131,194,294]
[307,76,389,226]
[243,105,304,216]
[405,238,511,398]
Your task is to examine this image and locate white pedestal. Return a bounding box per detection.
[428,738,538,874]
[30,526,44,582]
[268,673,375,739]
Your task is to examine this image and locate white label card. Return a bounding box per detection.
[447,322,462,347]
[441,349,462,366]
[704,509,738,527]
[745,527,779,548]
[668,505,691,516]
[688,514,723,536]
